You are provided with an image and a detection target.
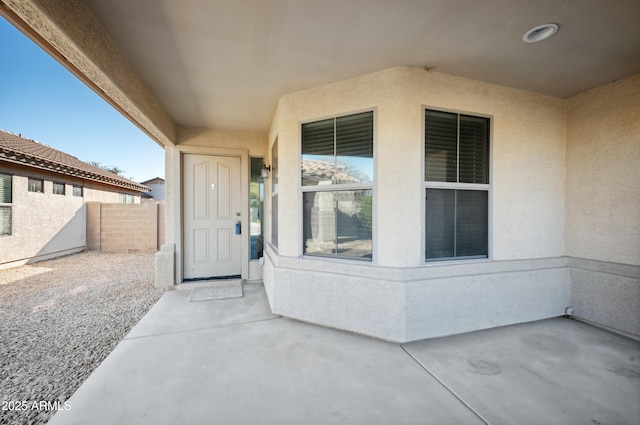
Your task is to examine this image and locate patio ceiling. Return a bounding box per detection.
[3,0,640,141]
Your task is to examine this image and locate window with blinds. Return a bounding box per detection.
[425,110,489,183]
[302,111,373,186]
[0,173,12,235]
[424,109,490,261]
[301,111,374,260]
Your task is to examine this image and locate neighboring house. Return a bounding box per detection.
[139,177,165,201]
[0,130,150,268]
[3,2,638,343]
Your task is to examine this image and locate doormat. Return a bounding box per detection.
[183,275,241,282]
[188,281,243,302]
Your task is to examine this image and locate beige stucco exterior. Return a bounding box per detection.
[255,67,573,341]
[267,67,567,264]
[565,74,640,337]
[157,67,640,340]
[159,67,640,340]
[0,174,85,268]
[566,73,640,266]
[0,163,143,268]
[7,0,637,341]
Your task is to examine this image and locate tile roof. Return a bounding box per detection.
[301,159,362,184]
[0,130,150,192]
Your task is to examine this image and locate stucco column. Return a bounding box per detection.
[375,98,424,267]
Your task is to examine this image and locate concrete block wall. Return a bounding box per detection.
[86,202,101,250]
[86,202,165,252]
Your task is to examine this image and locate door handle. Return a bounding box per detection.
[235,221,241,235]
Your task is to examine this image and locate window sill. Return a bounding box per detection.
[301,253,373,264]
[424,256,492,266]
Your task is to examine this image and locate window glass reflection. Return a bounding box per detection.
[303,190,372,260]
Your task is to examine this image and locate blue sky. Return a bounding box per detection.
[0,17,164,182]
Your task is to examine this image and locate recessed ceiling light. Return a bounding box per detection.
[522,23,559,43]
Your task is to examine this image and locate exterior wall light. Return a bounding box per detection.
[260,164,271,179]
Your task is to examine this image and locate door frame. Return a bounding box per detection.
[170,145,249,284]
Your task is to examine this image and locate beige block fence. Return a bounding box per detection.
[86,202,165,252]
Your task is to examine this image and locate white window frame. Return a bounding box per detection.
[422,106,492,263]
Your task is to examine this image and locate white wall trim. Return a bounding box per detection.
[273,253,568,282]
[567,256,640,279]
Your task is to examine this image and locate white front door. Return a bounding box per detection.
[183,154,242,279]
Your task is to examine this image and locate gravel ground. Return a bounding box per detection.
[0,251,165,425]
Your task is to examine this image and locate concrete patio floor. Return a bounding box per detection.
[48,282,640,425]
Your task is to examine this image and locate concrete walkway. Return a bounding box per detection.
[48,283,640,425]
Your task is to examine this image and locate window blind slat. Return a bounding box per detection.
[425,110,457,182]
[459,114,489,184]
[455,190,488,256]
[0,206,11,235]
[336,112,374,158]
[425,188,455,259]
[302,118,334,156]
[0,174,11,203]
[303,111,374,186]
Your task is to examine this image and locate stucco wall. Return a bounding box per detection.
[145,183,165,200]
[565,73,640,266]
[262,67,570,341]
[0,163,143,268]
[83,187,122,203]
[177,127,267,156]
[269,67,567,264]
[565,73,640,337]
[568,258,640,337]
[160,66,636,340]
[0,175,85,267]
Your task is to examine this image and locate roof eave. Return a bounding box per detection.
[0,148,150,192]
